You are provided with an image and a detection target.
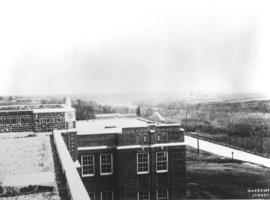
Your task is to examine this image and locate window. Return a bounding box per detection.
[156,190,168,200]
[137,153,149,174]
[81,155,94,177]
[100,154,113,175]
[143,135,147,142]
[138,191,150,200]
[101,191,113,200]
[89,193,95,200]
[156,152,168,173]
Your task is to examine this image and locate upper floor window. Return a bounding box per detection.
[137,153,149,174]
[138,191,150,200]
[81,155,94,177]
[101,191,114,200]
[100,154,113,175]
[143,135,147,142]
[156,190,168,200]
[156,152,168,173]
[157,135,161,141]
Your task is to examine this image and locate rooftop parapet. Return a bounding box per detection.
[53,130,90,200]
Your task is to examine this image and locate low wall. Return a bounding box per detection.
[53,130,90,200]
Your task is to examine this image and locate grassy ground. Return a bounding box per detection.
[186,146,270,199]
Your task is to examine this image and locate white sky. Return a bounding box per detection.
[0,0,270,96]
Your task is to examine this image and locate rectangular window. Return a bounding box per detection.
[156,152,168,173]
[143,135,147,142]
[81,155,94,177]
[156,190,168,200]
[138,191,150,200]
[89,193,96,200]
[137,153,149,174]
[101,191,113,200]
[157,135,160,141]
[100,154,113,175]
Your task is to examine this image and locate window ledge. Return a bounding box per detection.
[156,170,168,173]
[82,174,95,177]
[100,172,113,176]
[137,171,149,175]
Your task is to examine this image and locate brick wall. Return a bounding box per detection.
[118,146,186,200]
[77,124,186,199]
[61,131,78,161]
[0,111,34,133]
[0,110,76,133]
[33,112,66,132]
[78,146,186,199]
[78,134,118,147]
[79,149,118,199]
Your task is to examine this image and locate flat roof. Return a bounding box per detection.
[0,104,75,113]
[0,132,68,199]
[77,118,151,135]
[77,118,180,135]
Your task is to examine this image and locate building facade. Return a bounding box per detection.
[76,117,186,200]
[0,103,76,133]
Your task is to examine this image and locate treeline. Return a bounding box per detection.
[41,98,136,120]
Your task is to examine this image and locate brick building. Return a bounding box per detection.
[0,101,76,133]
[0,100,186,200]
[76,116,186,200]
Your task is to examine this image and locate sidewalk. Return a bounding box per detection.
[185,135,270,168]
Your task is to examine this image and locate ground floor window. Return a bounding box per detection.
[89,192,95,200]
[156,190,168,200]
[138,191,150,200]
[101,191,114,200]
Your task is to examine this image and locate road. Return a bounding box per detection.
[185,135,270,168]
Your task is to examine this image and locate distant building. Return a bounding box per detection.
[76,115,186,200]
[0,98,76,133]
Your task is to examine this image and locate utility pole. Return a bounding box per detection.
[185,108,188,131]
[196,118,199,155]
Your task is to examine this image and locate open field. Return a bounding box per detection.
[186,146,270,199]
